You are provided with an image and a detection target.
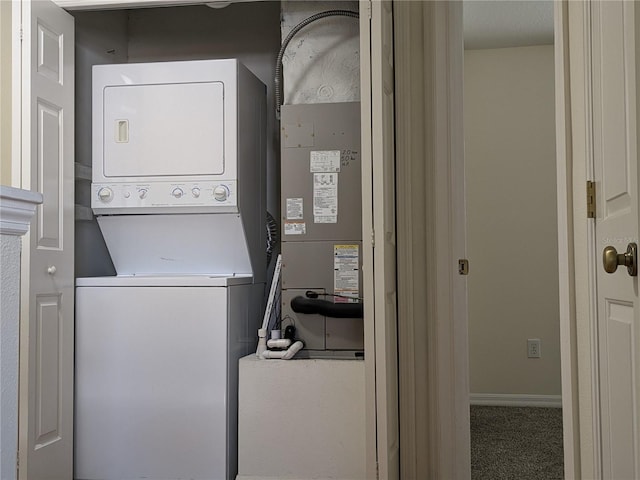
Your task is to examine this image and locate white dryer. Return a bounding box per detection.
[75,59,266,480]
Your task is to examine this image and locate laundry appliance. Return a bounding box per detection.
[74,59,266,480]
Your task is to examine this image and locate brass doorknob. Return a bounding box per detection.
[603,243,638,276]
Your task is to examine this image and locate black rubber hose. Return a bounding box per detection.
[291,296,363,319]
[275,9,359,119]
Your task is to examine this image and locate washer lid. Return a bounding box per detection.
[75,274,253,288]
[96,213,253,277]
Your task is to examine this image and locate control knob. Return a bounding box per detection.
[97,187,113,203]
[192,187,201,198]
[138,188,148,199]
[172,187,184,199]
[213,185,229,202]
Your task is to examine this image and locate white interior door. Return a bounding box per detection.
[17,0,74,478]
[361,1,399,479]
[592,1,640,478]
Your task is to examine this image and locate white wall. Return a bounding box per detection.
[0,187,41,480]
[0,0,12,186]
[237,356,366,480]
[0,235,20,480]
[465,45,561,397]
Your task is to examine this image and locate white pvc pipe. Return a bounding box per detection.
[267,338,292,349]
[260,341,304,360]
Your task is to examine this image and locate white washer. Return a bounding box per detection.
[75,275,262,480]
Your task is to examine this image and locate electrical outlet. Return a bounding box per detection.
[527,339,541,358]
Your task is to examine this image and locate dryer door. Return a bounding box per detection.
[102,81,225,178]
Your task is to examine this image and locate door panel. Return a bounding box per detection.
[18,0,74,478]
[592,1,640,478]
[605,300,635,480]
[37,100,63,248]
[35,294,62,449]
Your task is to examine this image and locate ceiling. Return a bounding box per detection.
[463,0,554,50]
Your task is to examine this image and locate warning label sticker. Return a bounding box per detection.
[286,197,304,220]
[334,244,359,303]
[313,173,338,223]
[284,222,306,235]
[310,150,341,173]
[315,215,338,224]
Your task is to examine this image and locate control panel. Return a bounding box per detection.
[92,181,238,214]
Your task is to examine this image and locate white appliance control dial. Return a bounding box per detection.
[92,181,237,213]
[213,185,230,202]
[98,187,114,202]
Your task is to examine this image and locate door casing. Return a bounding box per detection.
[12,0,604,478]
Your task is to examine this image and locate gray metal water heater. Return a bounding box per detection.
[280,102,363,358]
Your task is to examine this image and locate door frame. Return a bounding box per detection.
[13,1,392,478]
[556,1,606,477]
[554,1,585,477]
[394,2,470,479]
[396,0,591,478]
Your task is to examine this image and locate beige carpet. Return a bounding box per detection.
[470,405,564,479]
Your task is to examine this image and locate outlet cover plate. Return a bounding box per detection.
[527,338,541,358]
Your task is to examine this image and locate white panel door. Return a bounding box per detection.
[361,1,399,479]
[17,1,74,479]
[592,1,640,478]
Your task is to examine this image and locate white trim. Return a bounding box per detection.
[431,3,470,478]
[470,393,563,409]
[359,2,378,479]
[0,186,41,236]
[555,1,580,478]
[394,4,423,478]
[564,2,602,477]
[368,2,400,478]
[52,0,257,11]
[11,0,22,189]
[396,2,469,478]
[236,477,365,480]
[581,2,602,475]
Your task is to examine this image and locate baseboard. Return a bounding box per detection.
[470,393,562,408]
[237,477,365,480]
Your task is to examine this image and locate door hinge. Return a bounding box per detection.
[366,1,372,20]
[371,229,375,248]
[587,180,596,218]
[19,27,23,41]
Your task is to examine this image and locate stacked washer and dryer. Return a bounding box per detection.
[75,59,266,480]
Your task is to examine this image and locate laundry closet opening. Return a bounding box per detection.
[68,3,366,480]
